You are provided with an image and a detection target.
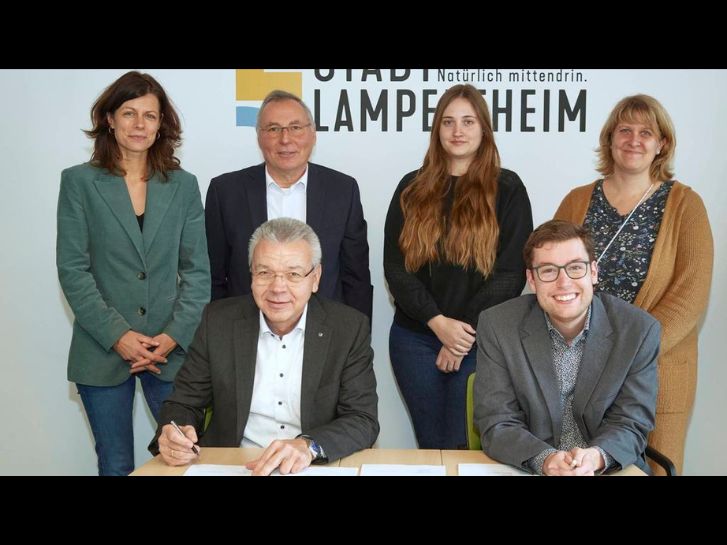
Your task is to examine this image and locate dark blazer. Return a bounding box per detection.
[474,293,659,473]
[150,294,379,462]
[56,163,210,386]
[205,162,373,320]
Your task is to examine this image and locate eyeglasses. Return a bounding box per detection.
[259,123,312,138]
[530,260,591,282]
[252,266,316,285]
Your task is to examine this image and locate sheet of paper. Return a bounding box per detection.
[359,464,446,476]
[184,464,252,476]
[284,466,358,476]
[458,463,533,476]
[183,464,358,476]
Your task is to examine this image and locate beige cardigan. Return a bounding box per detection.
[555,181,713,471]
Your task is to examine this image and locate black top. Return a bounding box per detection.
[136,213,144,232]
[384,168,533,334]
[584,179,673,303]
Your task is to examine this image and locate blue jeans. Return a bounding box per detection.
[77,373,173,476]
[389,321,476,449]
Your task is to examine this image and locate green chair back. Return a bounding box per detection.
[204,406,213,431]
[466,372,482,450]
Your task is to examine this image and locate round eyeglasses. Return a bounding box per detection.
[530,261,591,282]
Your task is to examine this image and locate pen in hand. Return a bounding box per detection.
[170,420,201,456]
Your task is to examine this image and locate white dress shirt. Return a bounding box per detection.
[241,305,308,448]
[265,165,307,222]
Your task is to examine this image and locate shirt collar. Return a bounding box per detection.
[265,164,308,191]
[544,303,592,343]
[259,303,308,339]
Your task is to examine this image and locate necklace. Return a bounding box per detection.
[596,182,655,265]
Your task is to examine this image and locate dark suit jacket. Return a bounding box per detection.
[474,293,659,473]
[149,294,379,462]
[56,163,210,386]
[205,162,373,320]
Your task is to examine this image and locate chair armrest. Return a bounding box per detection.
[645,446,677,476]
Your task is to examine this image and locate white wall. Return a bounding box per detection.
[1,69,724,474]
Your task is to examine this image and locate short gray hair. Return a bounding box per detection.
[248,218,322,269]
[256,89,315,129]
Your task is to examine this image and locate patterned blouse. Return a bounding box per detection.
[584,179,673,303]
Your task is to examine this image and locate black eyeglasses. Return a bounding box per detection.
[252,266,316,285]
[530,260,591,282]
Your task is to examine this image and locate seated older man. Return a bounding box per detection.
[150,217,378,475]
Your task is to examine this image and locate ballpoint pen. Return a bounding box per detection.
[170,420,201,456]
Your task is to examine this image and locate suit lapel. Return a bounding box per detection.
[521,304,563,443]
[573,297,613,417]
[233,298,260,444]
[93,173,145,264]
[299,296,331,431]
[143,172,180,252]
[247,165,268,227]
[305,164,325,237]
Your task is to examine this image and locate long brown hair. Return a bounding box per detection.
[84,71,182,180]
[399,84,500,276]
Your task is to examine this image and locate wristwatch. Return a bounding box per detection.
[300,435,327,461]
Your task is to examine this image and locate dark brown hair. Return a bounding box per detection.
[84,71,181,179]
[523,220,595,268]
[399,84,500,276]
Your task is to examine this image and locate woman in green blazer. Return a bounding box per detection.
[56,71,210,475]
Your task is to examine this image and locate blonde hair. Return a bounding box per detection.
[596,94,676,181]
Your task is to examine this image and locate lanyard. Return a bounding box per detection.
[596,182,655,265]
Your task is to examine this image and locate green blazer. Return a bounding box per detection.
[57,163,210,386]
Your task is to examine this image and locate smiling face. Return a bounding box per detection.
[438,97,483,168]
[257,99,316,187]
[527,238,598,339]
[611,119,665,176]
[106,93,161,161]
[250,238,321,336]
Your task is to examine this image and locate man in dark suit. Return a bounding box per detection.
[151,218,378,475]
[205,90,373,321]
[474,220,659,475]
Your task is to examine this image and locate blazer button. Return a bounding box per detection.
[138,307,146,316]
[137,271,146,280]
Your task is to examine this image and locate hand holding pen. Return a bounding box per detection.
[170,420,200,456]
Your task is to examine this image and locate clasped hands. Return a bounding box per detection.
[542,447,605,476]
[428,315,476,373]
[113,330,177,374]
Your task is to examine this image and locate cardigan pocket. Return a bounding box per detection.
[656,358,690,413]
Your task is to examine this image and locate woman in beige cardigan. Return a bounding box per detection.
[555,94,713,475]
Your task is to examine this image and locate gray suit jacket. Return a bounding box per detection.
[150,294,379,461]
[474,293,659,473]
